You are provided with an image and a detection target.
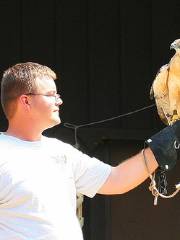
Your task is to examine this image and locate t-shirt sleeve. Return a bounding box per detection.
[64,143,112,198]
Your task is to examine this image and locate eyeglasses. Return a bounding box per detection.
[25,93,61,101]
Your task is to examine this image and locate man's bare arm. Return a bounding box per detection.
[98,148,157,194]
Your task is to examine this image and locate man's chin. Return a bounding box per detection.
[53,117,61,126]
[46,118,61,129]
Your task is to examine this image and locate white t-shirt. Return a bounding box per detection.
[0,133,111,240]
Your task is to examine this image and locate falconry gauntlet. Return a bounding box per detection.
[146,120,180,171]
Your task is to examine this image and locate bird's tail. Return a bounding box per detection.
[149,85,154,100]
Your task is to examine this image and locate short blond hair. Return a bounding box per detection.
[1,62,57,118]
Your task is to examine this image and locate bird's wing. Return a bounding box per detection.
[167,52,180,121]
[150,64,171,125]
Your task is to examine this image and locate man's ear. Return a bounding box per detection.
[19,95,31,109]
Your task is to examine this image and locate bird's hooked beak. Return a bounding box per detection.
[170,42,176,50]
[170,39,180,50]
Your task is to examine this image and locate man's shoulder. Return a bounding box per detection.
[42,135,75,151]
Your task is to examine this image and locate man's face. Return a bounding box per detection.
[29,76,63,130]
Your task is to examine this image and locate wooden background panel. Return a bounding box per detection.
[0,0,180,135]
[20,0,56,68]
[0,0,21,69]
[0,0,22,130]
[56,0,90,124]
[120,0,153,130]
[152,0,180,71]
[87,0,121,124]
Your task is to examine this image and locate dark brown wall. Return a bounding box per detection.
[0,1,180,240]
[85,140,180,240]
[2,0,180,134]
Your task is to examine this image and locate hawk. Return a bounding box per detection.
[150,39,180,125]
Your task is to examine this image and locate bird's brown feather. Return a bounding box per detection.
[150,39,180,125]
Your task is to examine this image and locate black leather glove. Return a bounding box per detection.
[145,120,180,171]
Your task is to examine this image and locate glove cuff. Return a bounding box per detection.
[145,125,180,171]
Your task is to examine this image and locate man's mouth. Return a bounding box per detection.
[53,108,59,112]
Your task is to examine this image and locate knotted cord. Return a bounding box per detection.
[142,148,180,205]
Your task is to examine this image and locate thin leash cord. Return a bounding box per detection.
[142,147,180,205]
[64,102,180,204]
[64,104,155,148]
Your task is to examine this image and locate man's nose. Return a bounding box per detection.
[56,97,63,106]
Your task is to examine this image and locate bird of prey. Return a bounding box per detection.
[150,39,180,125]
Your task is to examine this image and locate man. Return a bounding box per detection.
[0,62,179,240]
